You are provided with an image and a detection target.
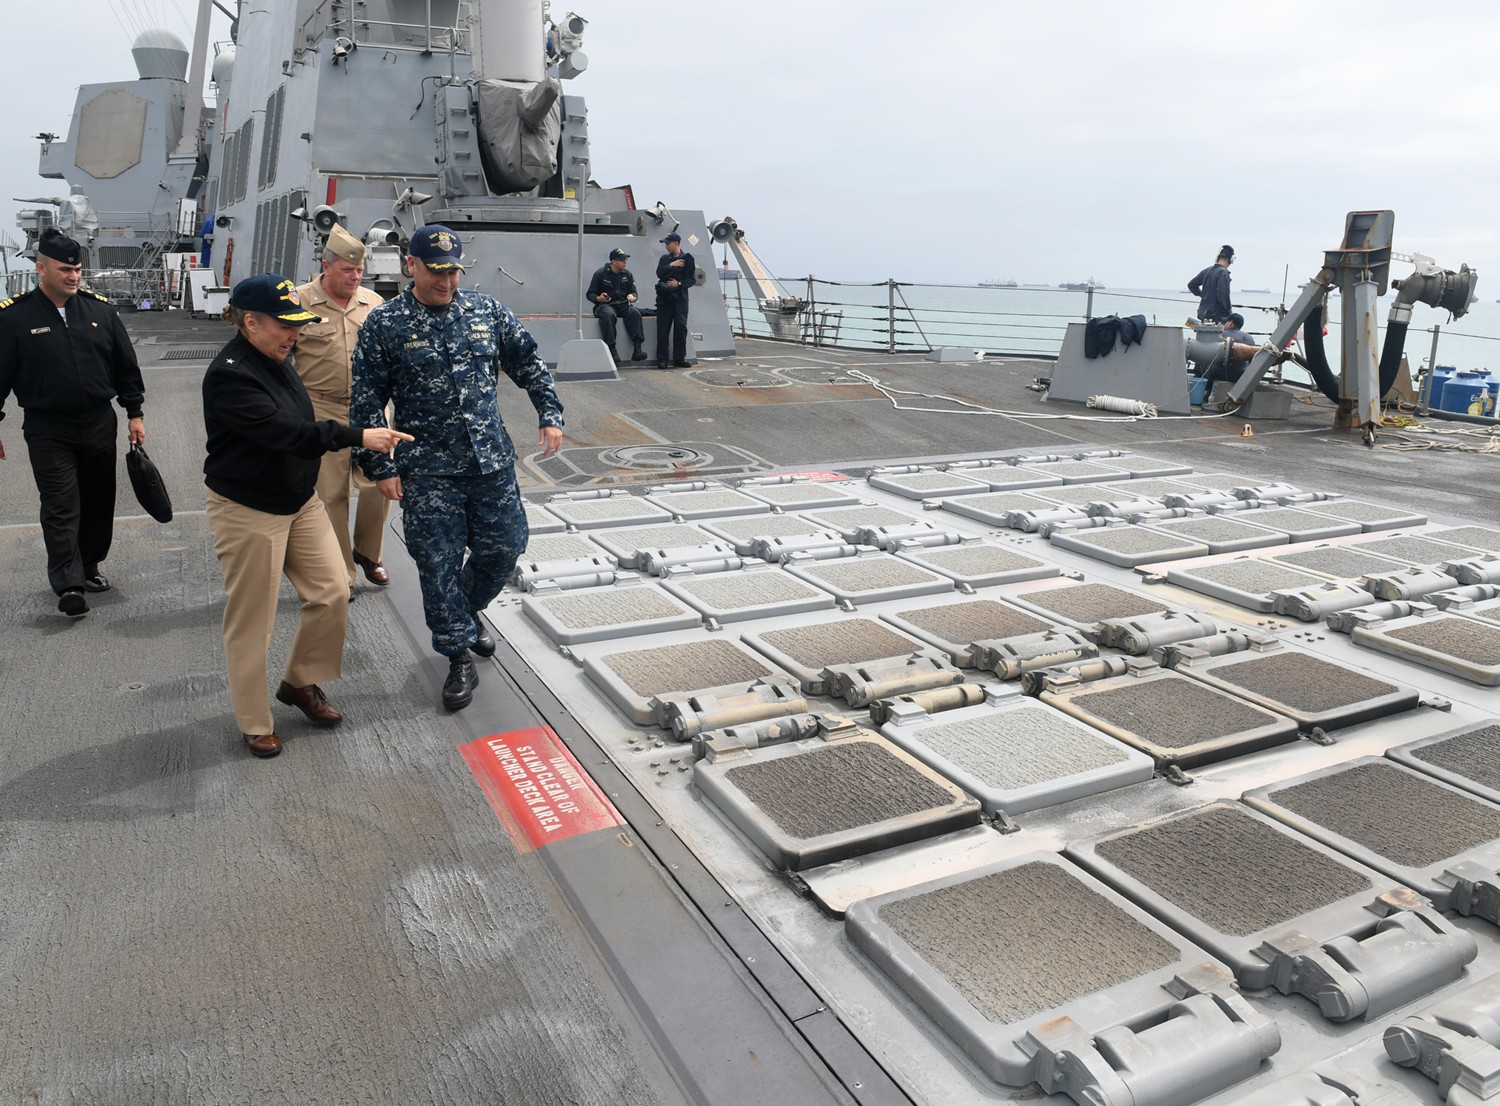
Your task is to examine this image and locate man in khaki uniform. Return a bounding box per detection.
[295,225,391,598]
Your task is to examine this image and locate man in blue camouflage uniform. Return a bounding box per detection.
[351,225,563,710]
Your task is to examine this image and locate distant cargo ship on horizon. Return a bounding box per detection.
[977,278,1019,288]
[1059,278,1105,290]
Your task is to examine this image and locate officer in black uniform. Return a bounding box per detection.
[585,247,647,363]
[0,228,145,617]
[654,232,696,368]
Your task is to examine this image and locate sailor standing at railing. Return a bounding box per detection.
[0,227,145,618]
[1188,244,1235,324]
[294,224,392,602]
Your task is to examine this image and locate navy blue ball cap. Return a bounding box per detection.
[609,247,629,261]
[230,273,322,325]
[409,224,469,271]
[660,232,681,244]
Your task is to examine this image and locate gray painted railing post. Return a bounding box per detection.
[887,279,896,354]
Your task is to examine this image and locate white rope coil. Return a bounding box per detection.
[1087,394,1159,417]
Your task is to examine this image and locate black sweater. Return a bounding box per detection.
[202,332,362,514]
[0,285,144,424]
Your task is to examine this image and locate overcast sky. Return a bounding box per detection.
[5,1,1498,292]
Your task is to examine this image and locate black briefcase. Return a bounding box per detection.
[127,441,173,523]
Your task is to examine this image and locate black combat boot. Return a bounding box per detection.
[630,341,647,362]
[442,650,478,711]
[471,612,496,658]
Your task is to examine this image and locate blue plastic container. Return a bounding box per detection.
[1439,369,1497,416]
[1189,375,1210,405]
[1425,364,1458,405]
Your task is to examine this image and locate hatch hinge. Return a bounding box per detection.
[824,653,964,708]
[1385,974,1500,1103]
[1256,896,1477,1022]
[1024,963,1279,1106]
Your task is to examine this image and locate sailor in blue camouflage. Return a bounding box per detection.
[351,226,563,666]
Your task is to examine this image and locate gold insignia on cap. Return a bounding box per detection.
[435,230,455,251]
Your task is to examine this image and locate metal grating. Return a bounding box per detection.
[704,515,830,540]
[1033,485,1137,507]
[594,524,712,551]
[1207,653,1397,712]
[736,483,860,508]
[523,503,564,534]
[1386,618,1500,664]
[1072,679,1284,749]
[1151,517,1283,544]
[522,534,601,561]
[1095,805,1372,936]
[1014,582,1169,623]
[1175,559,1325,593]
[600,640,773,696]
[1269,761,1500,867]
[966,466,1063,489]
[1349,534,1479,566]
[894,599,1054,643]
[1434,526,1500,552]
[1411,725,1500,790]
[646,489,768,515]
[876,860,1179,1023]
[1025,460,1126,482]
[804,506,920,530]
[797,558,947,593]
[1178,473,1270,492]
[545,499,674,528]
[757,619,923,668]
[902,545,1047,576]
[1051,525,1213,569]
[722,741,960,838]
[673,573,825,611]
[533,589,691,630]
[1272,546,1407,578]
[160,347,221,361]
[1096,479,1198,498]
[1229,508,1359,541]
[914,706,1129,790]
[1313,500,1425,525]
[871,472,991,494]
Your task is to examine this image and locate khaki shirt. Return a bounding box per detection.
[292,278,383,420]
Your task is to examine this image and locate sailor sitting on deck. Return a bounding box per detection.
[1202,313,1259,390]
[586,248,647,364]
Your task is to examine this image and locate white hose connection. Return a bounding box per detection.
[1087,394,1159,417]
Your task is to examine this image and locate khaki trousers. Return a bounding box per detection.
[310,397,390,583]
[315,449,390,584]
[205,488,349,736]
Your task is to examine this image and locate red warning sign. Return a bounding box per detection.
[774,469,847,482]
[460,726,623,852]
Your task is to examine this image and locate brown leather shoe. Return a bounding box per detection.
[275,681,343,727]
[353,551,390,586]
[243,732,282,758]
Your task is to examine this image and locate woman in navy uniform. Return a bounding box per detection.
[0,228,145,616]
[203,274,412,759]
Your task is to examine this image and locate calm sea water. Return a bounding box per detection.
[721,277,1500,375]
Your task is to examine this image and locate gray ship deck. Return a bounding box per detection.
[4,315,1499,1105]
